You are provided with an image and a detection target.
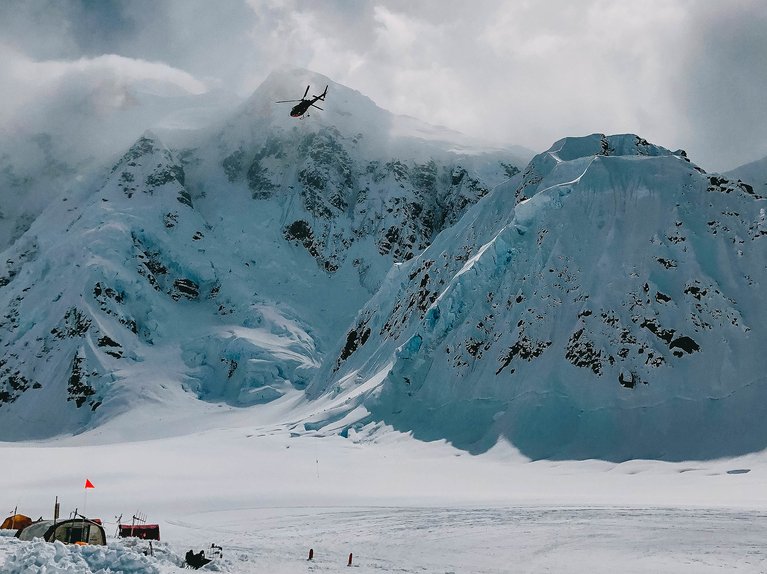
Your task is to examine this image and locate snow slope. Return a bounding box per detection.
[313,133,767,461]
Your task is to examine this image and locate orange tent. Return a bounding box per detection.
[1,514,32,530]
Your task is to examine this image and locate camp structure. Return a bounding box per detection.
[118,523,160,540]
[15,518,106,545]
[1,514,32,531]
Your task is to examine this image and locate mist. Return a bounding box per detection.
[1,0,765,172]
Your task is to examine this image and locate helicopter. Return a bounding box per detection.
[276,85,328,118]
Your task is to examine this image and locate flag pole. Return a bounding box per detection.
[83,479,95,520]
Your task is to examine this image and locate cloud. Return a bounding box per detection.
[0,0,764,171]
[289,2,682,155]
[276,0,764,171]
[678,1,767,169]
[0,44,219,182]
[0,47,207,129]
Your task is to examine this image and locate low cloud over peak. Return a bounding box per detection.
[1,0,765,172]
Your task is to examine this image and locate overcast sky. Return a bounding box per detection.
[1,0,765,171]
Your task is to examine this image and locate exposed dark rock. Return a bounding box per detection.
[284,219,313,243]
[173,278,199,300]
[221,358,238,378]
[119,171,136,198]
[51,307,91,339]
[565,328,605,375]
[247,159,276,198]
[657,258,677,269]
[684,283,708,300]
[655,291,672,303]
[669,336,700,354]
[93,282,136,334]
[146,164,185,188]
[496,334,552,375]
[339,326,371,363]
[67,353,96,408]
[599,135,613,156]
[176,189,193,207]
[222,149,244,182]
[707,175,764,199]
[640,318,675,344]
[97,335,123,358]
[97,335,120,348]
[163,212,178,228]
[0,365,32,406]
[116,136,154,167]
[500,162,520,178]
[618,370,638,388]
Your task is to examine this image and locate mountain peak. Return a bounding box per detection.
[310,132,767,461]
[513,133,698,204]
[0,68,529,440]
[548,133,673,161]
[109,131,188,203]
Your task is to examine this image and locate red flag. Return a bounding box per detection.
[84,479,95,489]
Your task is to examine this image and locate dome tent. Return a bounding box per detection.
[1,514,32,531]
[16,518,105,545]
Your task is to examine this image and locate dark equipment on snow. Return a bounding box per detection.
[118,523,160,540]
[276,84,328,118]
[185,548,212,569]
[119,511,159,540]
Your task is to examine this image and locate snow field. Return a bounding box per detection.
[3,505,767,573]
[2,403,767,573]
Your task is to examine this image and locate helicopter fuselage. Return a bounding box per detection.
[290,100,313,117]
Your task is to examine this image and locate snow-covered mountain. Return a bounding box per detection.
[309,134,767,461]
[3,67,765,462]
[0,69,527,439]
